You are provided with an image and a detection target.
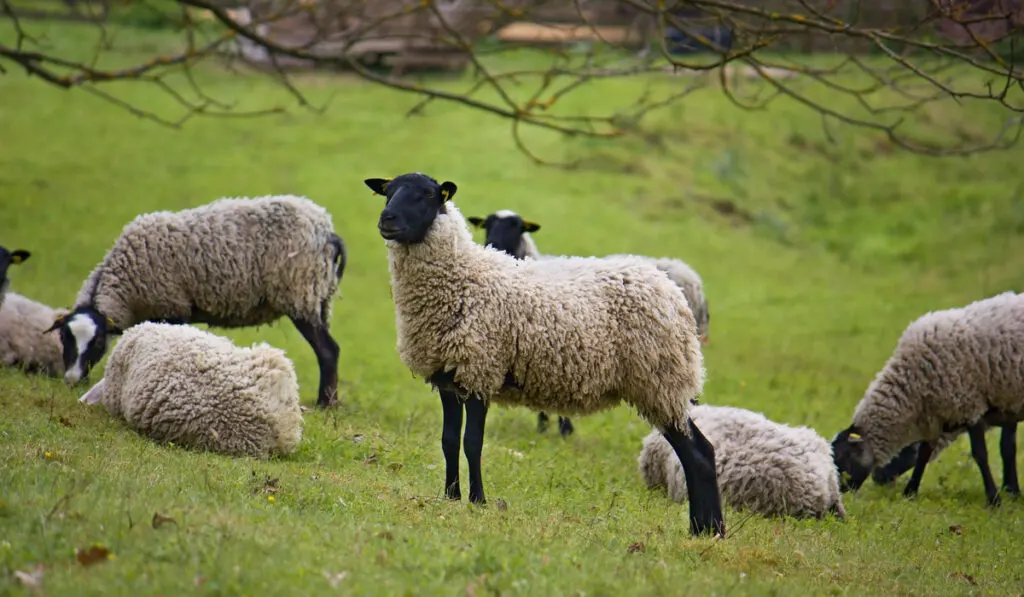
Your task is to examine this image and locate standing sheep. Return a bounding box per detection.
[639,403,846,520]
[1,292,68,376]
[0,245,31,309]
[467,209,711,438]
[832,291,1024,506]
[44,195,347,407]
[365,172,724,537]
[79,322,303,458]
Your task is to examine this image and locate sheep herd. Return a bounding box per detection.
[2,171,1022,540]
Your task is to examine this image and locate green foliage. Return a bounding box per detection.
[2,20,1024,597]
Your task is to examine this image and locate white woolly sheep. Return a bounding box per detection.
[466,209,711,439]
[0,245,31,309]
[364,172,724,537]
[639,403,846,520]
[0,292,67,376]
[46,194,347,407]
[78,321,303,458]
[832,290,1024,506]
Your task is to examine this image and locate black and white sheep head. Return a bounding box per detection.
[466,210,540,259]
[831,426,874,492]
[43,306,121,386]
[0,245,30,293]
[364,173,458,245]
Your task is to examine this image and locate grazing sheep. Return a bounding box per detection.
[45,195,347,407]
[78,322,303,458]
[365,172,724,537]
[0,292,67,376]
[832,291,1024,506]
[467,209,711,438]
[0,245,30,309]
[639,403,846,520]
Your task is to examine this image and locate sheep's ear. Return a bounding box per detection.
[439,181,458,202]
[10,250,29,264]
[364,178,391,196]
[43,314,66,334]
[467,216,485,228]
[80,377,106,405]
[522,221,541,233]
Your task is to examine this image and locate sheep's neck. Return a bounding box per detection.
[387,216,478,314]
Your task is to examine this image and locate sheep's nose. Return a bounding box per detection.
[380,212,397,224]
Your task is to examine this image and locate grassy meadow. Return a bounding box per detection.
[2,19,1024,597]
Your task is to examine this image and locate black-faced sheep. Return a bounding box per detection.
[45,195,347,407]
[832,291,1024,506]
[365,172,724,537]
[0,245,30,309]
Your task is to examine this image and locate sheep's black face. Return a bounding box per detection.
[0,246,30,293]
[832,426,873,492]
[467,211,540,260]
[365,173,458,245]
[44,306,115,385]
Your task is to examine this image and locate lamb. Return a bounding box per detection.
[0,245,31,309]
[365,172,724,537]
[44,195,347,407]
[0,292,68,376]
[639,403,846,519]
[466,209,711,438]
[832,291,1024,506]
[78,322,303,458]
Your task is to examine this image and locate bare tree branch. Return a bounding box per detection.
[1,0,1022,160]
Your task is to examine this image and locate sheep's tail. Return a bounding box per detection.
[329,233,347,282]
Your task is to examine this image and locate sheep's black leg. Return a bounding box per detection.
[902,441,933,498]
[663,419,725,537]
[438,389,464,500]
[537,412,550,433]
[872,443,919,486]
[967,423,1001,506]
[558,416,574,438]
[290,316,340,408]
[464,396,489,505]
[1000,423,1019,495]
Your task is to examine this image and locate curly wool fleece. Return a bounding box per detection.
[0,292,67,376]
[75,194,343,329]
[851,290,1024,468]
[639,404,846,519]
[80,322,303,458]
[386,202,705,430]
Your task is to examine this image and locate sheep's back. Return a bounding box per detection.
[82,195,339,327]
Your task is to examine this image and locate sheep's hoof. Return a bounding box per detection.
[901,485,919,499]
[1003,485,1021,497]
[444,484,461,501]
[987,494,1002,508]
[558,418,575,438]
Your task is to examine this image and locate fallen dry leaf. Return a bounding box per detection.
[495,498,508,511]
[194,575,207,588]
[363,454,378,465]
[13,564,44,590]
[949,524,963,535]
[377,531,394,541]
[57,416,74,428]
[152,512,178,529]
[949,572,977,585]
[388,462,403,472]
[75,545,113,566]
[627,542,646,554]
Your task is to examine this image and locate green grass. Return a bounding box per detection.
[3,20,1024,597]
